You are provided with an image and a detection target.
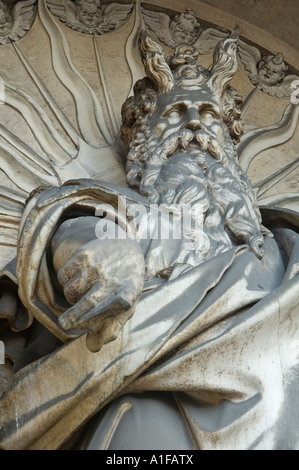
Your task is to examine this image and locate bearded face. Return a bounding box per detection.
[125,84,266,260]
[122,31,267,260]
[127,85,236,199]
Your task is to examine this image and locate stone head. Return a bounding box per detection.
[257,53,288,86]
[76,0,102,27]
[121,30,243,152]
[121,31,243,199]
[169,9,201,45]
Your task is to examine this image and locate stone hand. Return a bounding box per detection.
[55,238,145,341]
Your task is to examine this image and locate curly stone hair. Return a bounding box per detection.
[121,77,243,151]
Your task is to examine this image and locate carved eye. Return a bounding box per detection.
[168,110,181,118]
[200,106,220,123]
[204,111,215,118]
[168,111,183,125]
[163,105,185,124]
[200,111,215,123]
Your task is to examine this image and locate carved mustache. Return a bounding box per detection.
[150,129,224,163]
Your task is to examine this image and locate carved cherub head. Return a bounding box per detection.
[75,0,102,27]
[48,0,132,36]
[238,40,298,97]
[257,53,288,86]
[169,9,201,45]
[0,1,12,36]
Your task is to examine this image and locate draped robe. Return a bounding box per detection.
[0,179,298,450]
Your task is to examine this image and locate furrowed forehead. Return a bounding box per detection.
[158,88,219,110]
[157,85,219,107]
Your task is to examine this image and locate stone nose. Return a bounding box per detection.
[184,107,202,131]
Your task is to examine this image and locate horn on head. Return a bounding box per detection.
[138,30,175,94]
[207,34,239,97]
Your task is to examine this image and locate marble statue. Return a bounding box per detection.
[0,24,299,451]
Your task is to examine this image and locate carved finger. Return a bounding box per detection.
[74,283,136,331]
[57,252,87,286]
[63,270,101,305]
[58,282,136,332]
[58,281,105,331]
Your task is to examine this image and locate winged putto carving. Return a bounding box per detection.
[0,0,37,44]
[142,6,229,54]
[238,39,299,98]
[142,7,201,48]
[47,0,133,35]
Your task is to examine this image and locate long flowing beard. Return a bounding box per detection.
[126,127,266,261]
